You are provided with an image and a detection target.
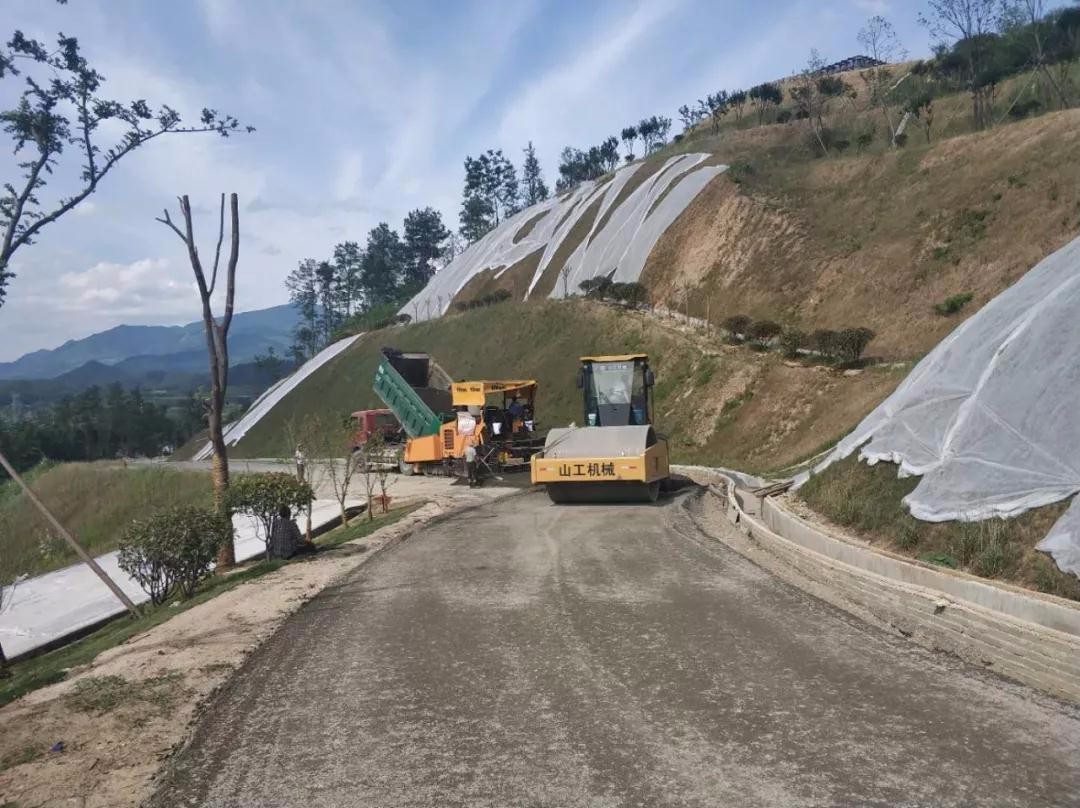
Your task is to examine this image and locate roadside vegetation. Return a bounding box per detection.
[798,454,1080,602]
[0,463,212,582]
[0,502,419,708]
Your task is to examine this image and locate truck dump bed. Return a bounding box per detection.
[373,349,452,439]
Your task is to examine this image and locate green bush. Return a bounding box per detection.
[836,327,876,363]
[934,292,973,316]
[779,327,806,358]
[811,329,840,358]
[746,319,782,348]
[118,506,233,604]
[722,315,751,342]
[226,473,314,557]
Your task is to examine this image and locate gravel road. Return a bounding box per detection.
[151,489,1080,807]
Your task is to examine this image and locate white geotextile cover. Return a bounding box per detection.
[194,334,361,460]
[401,154,726,318]
[0,500,359,657]
[800,235,1080,577]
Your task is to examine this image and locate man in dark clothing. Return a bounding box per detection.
[268,505,316,559]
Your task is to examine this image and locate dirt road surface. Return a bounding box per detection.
[151,490,1080,807]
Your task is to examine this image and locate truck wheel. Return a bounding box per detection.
[399,458,416,476]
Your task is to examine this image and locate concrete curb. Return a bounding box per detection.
[689,470,1080,703]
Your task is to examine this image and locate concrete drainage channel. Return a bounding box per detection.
[682,468,1080,703]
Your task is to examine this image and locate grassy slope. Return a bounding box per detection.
[0,463,212,582]
[798,454,1080,602]
[643,97,1080,360]
[229,299,905,474]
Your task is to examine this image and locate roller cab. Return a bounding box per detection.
[532,355,670,503]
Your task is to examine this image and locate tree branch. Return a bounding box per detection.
[9,123,235,257]
[1,147,51,260]
[154,208,187,244]
[209,193,225,296]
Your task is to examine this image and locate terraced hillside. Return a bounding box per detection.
[228,299,906,472]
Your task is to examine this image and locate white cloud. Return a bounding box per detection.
[55,258,196,317]
[853,0,891,14]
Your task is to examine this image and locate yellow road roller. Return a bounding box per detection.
[531,354,670,503]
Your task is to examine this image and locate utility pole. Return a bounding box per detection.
[0,450,140,617]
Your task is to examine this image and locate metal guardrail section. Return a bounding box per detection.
[373,356,443,439]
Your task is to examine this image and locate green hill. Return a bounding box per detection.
[228,299,906,472]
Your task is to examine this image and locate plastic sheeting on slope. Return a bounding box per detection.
[401,154,726,318]
[194,334,362,460]
[0,500,359,658]
[797,235,1080,577]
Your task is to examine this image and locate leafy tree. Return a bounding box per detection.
[728,89,749,123]
[459,192,494,243]
[905,92,935,142]
[226,472,314,559]
[402,207,449,291]
[315,260,340,343]
[360,223,405,307]
[678,104,704,132]
[463,149,517,227]
[749,83,784,125]
[285,259,321,361]
[698,91,729,134]
[920,0,1002,128]
[636,115,672,153]
[747,319,782,348]
[331,241,365,319]
[722,315,751,341]
[620,125,638,160]
[0,26,251,308]
[521,141,549,206]
[118,507,232,604]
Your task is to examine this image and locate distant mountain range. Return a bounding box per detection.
[0,305,299,381]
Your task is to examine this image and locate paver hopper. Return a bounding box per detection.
[531,355,669,503]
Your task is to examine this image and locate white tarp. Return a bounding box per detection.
[194,334,362,460]
[401,154,726,318]
[0,499,359,658]
[799,235,1080,576]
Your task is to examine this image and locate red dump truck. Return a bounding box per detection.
[349,409,404,452]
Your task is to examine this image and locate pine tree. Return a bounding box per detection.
[403,207,451,291]
[521,141,549,207]
[285,259,321,360]
[360,223,405,307]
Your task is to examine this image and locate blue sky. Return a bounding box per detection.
[0,0,939,360]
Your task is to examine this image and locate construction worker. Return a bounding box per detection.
[464,440,479,487]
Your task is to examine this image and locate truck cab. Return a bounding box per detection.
[350,409,403,452]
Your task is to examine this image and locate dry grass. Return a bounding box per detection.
[798,454,1080,601]
[0,462,212,582]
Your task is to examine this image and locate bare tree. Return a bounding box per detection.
[561,264,572,297]
[858,16,908,142]
[1007,0,1072,107]
[792,50,830,155]
[356,431,385,522]
[0,29,249,307]
[157,194,240,566]
[920,0,1001,128]
[324,436,363,527]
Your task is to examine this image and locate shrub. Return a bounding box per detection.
[722,315,751,342]
[1008,97,1042,120]
[118,506,233,604]
[779,327,806,359]
[776,109,793,124]
[836,327,875,363]
[579,276,614,299]
[934,292,973,316]
[811,329,840,358]
[226,473,315,558]
[746,319,782,348]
